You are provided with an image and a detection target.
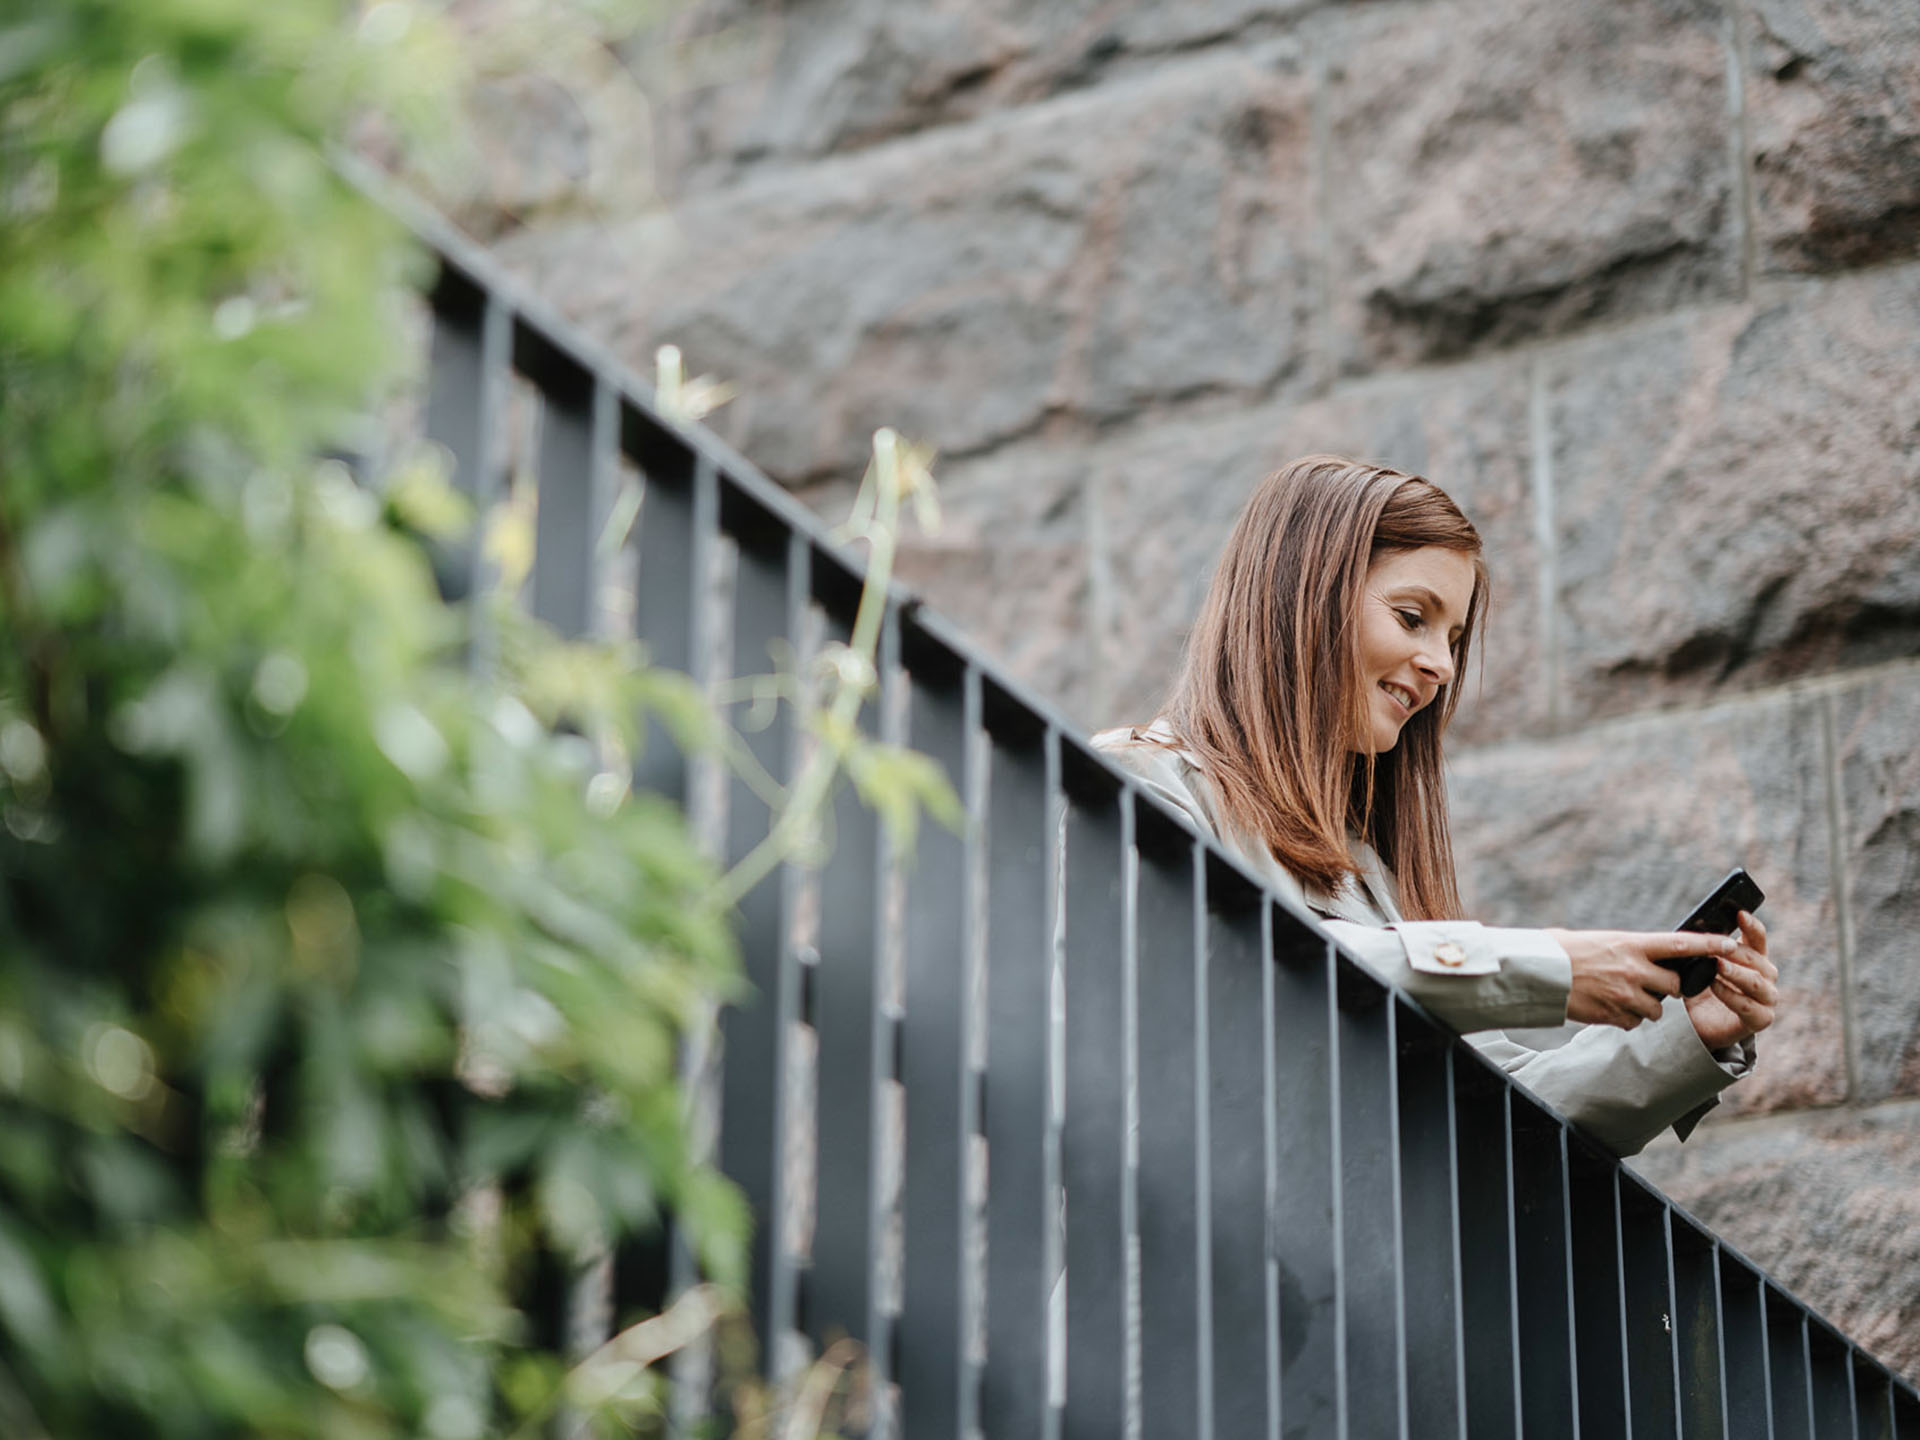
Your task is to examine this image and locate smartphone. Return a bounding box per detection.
[1660,868,1766,997]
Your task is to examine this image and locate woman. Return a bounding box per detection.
[1093,455,1778,1155]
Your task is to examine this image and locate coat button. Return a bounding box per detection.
[1433,940,1468,968]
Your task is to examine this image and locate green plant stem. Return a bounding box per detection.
[711,433,903,911]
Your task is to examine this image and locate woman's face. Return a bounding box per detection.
[1353,544,1476,754]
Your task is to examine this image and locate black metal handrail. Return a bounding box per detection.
[370,166,1920,1440]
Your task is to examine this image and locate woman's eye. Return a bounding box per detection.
[1397,609,1423,631]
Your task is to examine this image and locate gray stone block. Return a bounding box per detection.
[1628,1100,1920,1388]
[1833,665,1920,1103]
[1450,695,1846,1115]
[1545,266,1920,721]
[494,53,1318,488]
[654,0,1319,186]
[1746,0,1920,273]
[1322,0,1737,369]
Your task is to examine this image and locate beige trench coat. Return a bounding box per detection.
[1093,720,1754,1156]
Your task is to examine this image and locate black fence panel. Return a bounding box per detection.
[807,607,893,1367]
[1771,1283,1816,1440]
[1203,859,1275,1440]
[1570,1135,1628,1440]
[1512,1099,1577,1438]
[1673,1217,1727,1440]
[1858,1352,1896,1440]
[1808,1322,1856,1440]
[896,644,977,1438]
[1395,999,1460,1440]
[388,200,1920,1437]
[1721,1251,1772,1440]
[978,701,1059,1440]
[1336,957,1403,1439]
[1620,1173,1682,1440]
[716,528,808,1358]
[1268,914,1342,1440]
[1133,807,1207,1440]
[1059,749,1129,1440]
[1455,1066,1519,1440]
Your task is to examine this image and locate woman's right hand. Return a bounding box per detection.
[1543,929,1737,1029]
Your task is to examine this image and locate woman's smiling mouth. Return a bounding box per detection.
[1380,680,1419,714]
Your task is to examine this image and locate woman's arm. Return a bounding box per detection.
[1469,1005,1755,1156]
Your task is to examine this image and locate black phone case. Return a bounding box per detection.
[1662,868,1766,997]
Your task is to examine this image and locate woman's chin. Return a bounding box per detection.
[1356,723,1404,756]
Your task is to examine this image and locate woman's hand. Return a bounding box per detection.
[1545,928,1735,1030]
[1685,911,1778,1051]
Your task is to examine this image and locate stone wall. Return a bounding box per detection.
[479,0,1920,1384]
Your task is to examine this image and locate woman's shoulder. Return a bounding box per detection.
[1090,717,1192,775]
[1089,718,1216,830]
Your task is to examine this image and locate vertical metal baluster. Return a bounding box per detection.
[1663,1205,1685,1437]
[629,444,715,807]
[1133,811,1206,1440]
[1269,908,1342,1440]
[1853,1353,1893,1440]
[716,523,808,1376]
[1719,1250,1771,1440]
[1511,1100,1577,1437]
[1569,1137,1626,1439]
[897,651,977,1439]
[1892,1374,1920,1437]
[979,700,1058,1440]
[1203,858,1271,1440]
[808,602,894,1399]
[1807,1323,1855,1439]
[1620,1177,1681,1440]
[1262,902,1282,1440]
[423,269,510,619]
[1334,956,1401,1440]
[527,367,612,640]
[1670,1219,1726,1440]
[1765,1287,1813,1440]
[1394,999,1459,1440]
[1455,1061,1519,1440]
[1060,752,1127,1440]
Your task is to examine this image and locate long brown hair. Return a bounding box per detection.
[1164,455,1488,919]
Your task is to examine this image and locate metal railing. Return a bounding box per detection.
[383,177,1920,1440]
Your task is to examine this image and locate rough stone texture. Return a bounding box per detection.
[1745,0,1920,274]
[1450,694,1846,1117]
[1322,0,1736,371]
[495,51,1318,487]
[1628,1101,1920,1387]
[1547,266,1920,721]
[651,0,1317,189]
[1833,665,1920,1103]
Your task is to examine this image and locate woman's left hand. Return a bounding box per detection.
[1686,911,1778,1050]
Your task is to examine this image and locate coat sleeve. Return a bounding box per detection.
[1466,1003,1755,1156]
[1320,918,1574,1033]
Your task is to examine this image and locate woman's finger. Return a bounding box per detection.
[1737,910,1770,957]
[1727,934,1779,982]
[1635,960,1682,998]
[1715,957,1778,1007]
[1649,930,1737,958]
[1711,976,1774,1032]
[1625,985,1665,1022]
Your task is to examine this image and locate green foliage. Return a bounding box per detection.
[0,2,754,1435]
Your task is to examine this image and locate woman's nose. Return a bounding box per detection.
[1417,644,1455,687]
